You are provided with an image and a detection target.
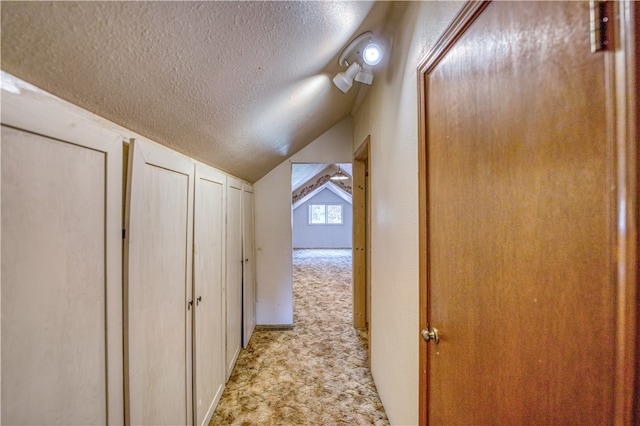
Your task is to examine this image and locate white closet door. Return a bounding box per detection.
[193,162,226,426]
[125,138,194,426]
[242,184,256,348]
[1,121,123,425]
[225,178,243,379]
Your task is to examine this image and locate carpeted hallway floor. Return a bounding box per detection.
[210,249,389,425]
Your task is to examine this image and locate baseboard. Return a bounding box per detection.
[255,324,295,331]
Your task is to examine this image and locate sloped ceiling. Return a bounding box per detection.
[292,162,352,191]
[292,182,352,210]
[0,1,394,182]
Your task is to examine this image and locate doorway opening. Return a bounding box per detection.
[352,136,371,361]
[291,162,353,322]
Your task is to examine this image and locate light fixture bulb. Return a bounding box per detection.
[355,68,374,85]
[330,165,349,181]
[330,171,348,181]
[362,42,382,66]
[332,62,361,93]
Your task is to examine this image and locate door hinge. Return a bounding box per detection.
[122,229,126,239]
[590,0,613,53]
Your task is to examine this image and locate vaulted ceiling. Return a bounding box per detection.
[0,1,394,182]
[291,162,352,192]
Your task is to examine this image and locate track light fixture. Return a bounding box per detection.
[333,62,361,93]
[333,32,383,93]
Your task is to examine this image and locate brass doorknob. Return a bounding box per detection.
[421,326,439,344]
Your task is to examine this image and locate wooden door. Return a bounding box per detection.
[418,1,638,424]
[242,184,256,348]
[125,138,194,425]
[225,178,243,379]
[1,106,123,424]
[193,162,226,426]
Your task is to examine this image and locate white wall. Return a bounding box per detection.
[254,117,353,325]
[292,188,352,249]
[351,2,463,425]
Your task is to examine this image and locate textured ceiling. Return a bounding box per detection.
[1,1,393,182]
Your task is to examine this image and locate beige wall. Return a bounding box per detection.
[352,2,463,424]
[254,117,353,325]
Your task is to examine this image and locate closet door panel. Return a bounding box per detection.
[225,179,243,379]
[242,184,256,348]
[193,163,226,426]
[125,139,194,426]
[1,125,123,425]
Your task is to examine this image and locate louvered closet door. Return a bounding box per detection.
[193,162,226,426]
[125,138,194,426]
[1,106,123,425]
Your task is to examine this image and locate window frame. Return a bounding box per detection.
[308,203,344,225]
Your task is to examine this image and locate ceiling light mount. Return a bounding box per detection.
[333,31,383,93]
[330,164,349,181]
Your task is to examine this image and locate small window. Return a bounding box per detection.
[308,203,343,225]
[327,204,343,224]
[309,204,326,224]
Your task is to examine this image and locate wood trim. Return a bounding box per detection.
[417,3,489,425]
[417,1,490,75]
[613,1,639,423]
[353,136,370,331]
[634,4,640,423]
[354,135,370,159]
[417,41,429,426]
[628,1,640,424]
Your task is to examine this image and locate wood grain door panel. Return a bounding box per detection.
[418,1,637,424]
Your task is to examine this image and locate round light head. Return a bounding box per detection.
[362,42,382,66]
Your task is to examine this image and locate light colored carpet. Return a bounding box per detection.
[209,249,389,425]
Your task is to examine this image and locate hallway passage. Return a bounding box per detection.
[210,249,388,425]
